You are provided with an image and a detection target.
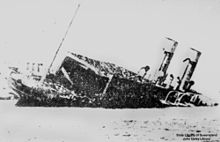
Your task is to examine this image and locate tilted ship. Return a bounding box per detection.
[8,6,218,108]
[8,37,218,108]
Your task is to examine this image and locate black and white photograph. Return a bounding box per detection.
[0,0,220,141]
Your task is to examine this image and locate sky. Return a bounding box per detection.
[0,0,220,99]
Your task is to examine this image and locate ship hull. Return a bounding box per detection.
[10,76,169,108]
[9,52,218,108]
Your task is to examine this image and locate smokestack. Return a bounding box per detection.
[155,37,178,85]
[179,48,201,91]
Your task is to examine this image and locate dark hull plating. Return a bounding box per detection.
[10,52,217,108]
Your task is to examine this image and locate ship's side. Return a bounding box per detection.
[9,51,217,108]
[9,52,170,108]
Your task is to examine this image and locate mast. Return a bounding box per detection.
[48,4,80,74]
[40,4,80,83]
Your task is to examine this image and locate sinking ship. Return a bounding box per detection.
[8,37,218,108]
[8,6,218,108]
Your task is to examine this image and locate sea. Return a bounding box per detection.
[0,100,220,142]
